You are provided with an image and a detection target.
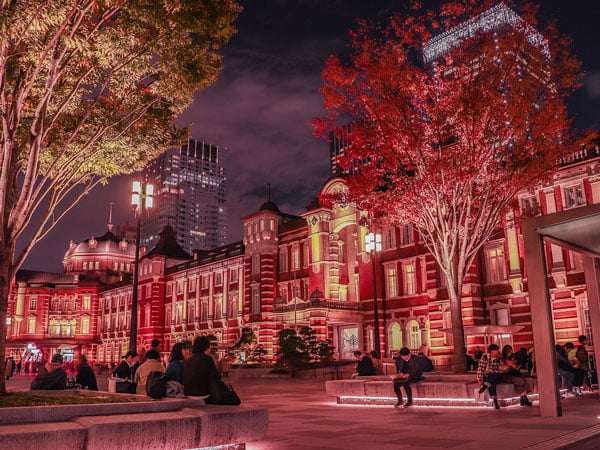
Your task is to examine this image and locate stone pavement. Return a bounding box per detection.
[6,375,600,449]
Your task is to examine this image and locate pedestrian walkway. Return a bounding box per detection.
[5,375,600,449]
[235,379,600,450]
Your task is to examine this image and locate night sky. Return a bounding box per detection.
[21,0,600,273]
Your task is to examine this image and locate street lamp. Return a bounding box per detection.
[366,232,382,356]
[129,181,153,352]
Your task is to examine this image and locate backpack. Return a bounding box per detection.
[418,355,434,372]
[145,371,167,399]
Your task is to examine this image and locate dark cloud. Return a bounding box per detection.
[21,0,600,272]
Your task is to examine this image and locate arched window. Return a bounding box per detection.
[407,319,421,350]
[389,322,403,351]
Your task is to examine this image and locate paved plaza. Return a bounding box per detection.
[5,375,600,449]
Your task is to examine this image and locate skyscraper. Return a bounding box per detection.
[141,138,228,254]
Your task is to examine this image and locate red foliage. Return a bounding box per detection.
[313,0,588,372]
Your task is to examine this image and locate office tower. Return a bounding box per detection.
[141,138,228,254]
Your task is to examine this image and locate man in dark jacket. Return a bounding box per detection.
[393,347,422,408]
[351,351,375,379]
[30,354,67,390]
[113,351,139,393]
[183,336,221,398]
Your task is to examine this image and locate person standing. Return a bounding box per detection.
[393,347,423,408]
[76,354,98,390]
[477,344,507,409]
[576,335,591,390]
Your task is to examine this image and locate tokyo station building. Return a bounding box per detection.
[5,144,599,367]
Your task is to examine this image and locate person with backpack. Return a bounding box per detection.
[134,349,164,395]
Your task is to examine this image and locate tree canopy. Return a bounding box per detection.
[0,0,240,394]
[314,0,589,371]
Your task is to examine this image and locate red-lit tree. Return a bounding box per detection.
[314,1,588,372]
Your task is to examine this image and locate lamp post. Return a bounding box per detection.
[366,232,382,355]
[129,181,153,352]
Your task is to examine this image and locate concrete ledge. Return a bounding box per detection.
[0,422,86,450]
[183,406,269,448]
[326,377,539,407]
[0,401,268,449]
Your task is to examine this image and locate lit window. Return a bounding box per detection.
[486,245,506,283]
[292,247,301,269]
[81,316,90,334]
[303,242,310,267]
[29,296,37,310]
[564,185,585,209]
[570,251,583,271]
[27,316,36,334]
[230,268,238,283]
[82,295,91,310]
[400,224,413,246]
[491,307,510,326]
[252,254,260,275]
[403,264,416,295]
[252,286,260,314]
[279,251,288,272]
[384,228,396,249]
[520,196,539,215]
[407,320,421,349]
[83,261,88,270]
[386,267,398,297]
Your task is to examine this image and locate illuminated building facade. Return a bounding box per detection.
[4,5,597,368]
[142,138,228,255]
[4,144,598,367]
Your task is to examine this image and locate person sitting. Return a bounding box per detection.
[76,354,98,390]
[113,351,139,393]
[30,354,67,390]
[501,345,532,406]
[183,336,222,397]
[477,344,507,409]
[393,347,422,408]
[370,351,384,375]
[555,344,578,396]
[564,342,584,395]
[134,349,164,395]
[350,351,375,379]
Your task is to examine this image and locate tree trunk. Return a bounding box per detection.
[0,242,14,395]
[448,287,467,373]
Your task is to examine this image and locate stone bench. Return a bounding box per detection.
[0,392,268,449]
[326,375,539,407]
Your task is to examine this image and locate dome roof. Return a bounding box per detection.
[259,201,280,212]
[64,230,135,260]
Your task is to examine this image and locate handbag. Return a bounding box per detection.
[208,379,241,405]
